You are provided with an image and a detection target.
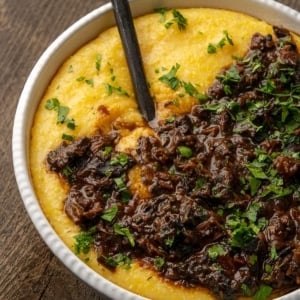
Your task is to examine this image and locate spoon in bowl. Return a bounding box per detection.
[111,0,155,122]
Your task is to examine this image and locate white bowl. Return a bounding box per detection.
[12,0,300,299]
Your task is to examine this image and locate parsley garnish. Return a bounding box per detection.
[113,223,135,247]
[207,30,234,54]
[95,53,102,72]
[45,98,76,136]
[110,153,129,166]
[158,64,207,101]
[194,177,206,190]
[270,245,278,260]
[105,253,132,269]
[155,8,187,31]
[101,205,118,222]
[101,146,113,156]
[230,225,256,248]
[207,244,227,260]
[216,65,240,95]
[159,63,181,90]
[154,7,168,23]
[73,227,97,255]
[62,133,74,141]
[165,9,187,31]
[253,284,273,300]
[105,83,130,97]
[154,257,165,269]
[241,283,253,297]
[114,177,131,203]
[104,64,130,97]
[76,76,94,87]
[177,145,193,158]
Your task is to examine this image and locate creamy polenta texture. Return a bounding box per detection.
[30,8,300,300]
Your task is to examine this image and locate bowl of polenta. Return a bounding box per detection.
[13,0,300,299]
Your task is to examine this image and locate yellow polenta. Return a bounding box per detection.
[30,8,300,300]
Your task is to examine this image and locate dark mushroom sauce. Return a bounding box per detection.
[47,26,300,299]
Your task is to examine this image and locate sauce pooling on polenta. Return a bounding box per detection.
[31,8,300,300]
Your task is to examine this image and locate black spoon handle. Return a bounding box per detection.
[111,0,155,121]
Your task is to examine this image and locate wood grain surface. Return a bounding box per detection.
[0,1,299,299]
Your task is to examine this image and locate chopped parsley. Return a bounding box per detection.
[105,253,132,269]
[76,76,94,87]
[165,9,187,31]
[207,30,234,54]
[177,145,193,158]
[207,244,227,260]
[95,53,102,72]
[154,7,168,23]
[159,63,181,90]
[45,98,76,138]
[105,83,129,97]
[110,153,129,166]
[158,63,207,101]
[101,205,118,222]
[155,8,187,31]
[113,223,135,247]
[62,133,74,141]
[101,146,113,156]
[154,257,165,269]
[73,227,97,255]
[253,284,273,300]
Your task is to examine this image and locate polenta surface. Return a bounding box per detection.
[30,8,300,300]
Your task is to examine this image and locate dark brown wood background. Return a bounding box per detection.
[1,0,299,299]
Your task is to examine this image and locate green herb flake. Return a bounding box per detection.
[95,54,102,72]
[62,165,72,178]
[45,98,60,110]
[170,9,187,31]
[110,153,129,166]
[85,78,94,87]
[207,244,227,260]
[177,145,193,158]
[154,257,165,269]
[114,177,126,190]
[45,98,77,136]
[249,176,262,196]
[207,30,234,54]
[241,283,253,297]
[249,254,258,265]
[195,177,206,190]
[73,227,97,255]
[68,65,74,73]
[165,237,174,248]
[77,76,94,87]
[62,133,74,141]
[101,146,113,156]
[246,163,268,180]
[253,284,273,300]
[244,203,260,223]
[66,118,76,130]
[154,7,168,23]
[101,205,118,222]
[57,105,70,123]
[207,43,217,54]
[230,226,256,248]
[265,263,272,273]
[105,83,130,97]
[163,9,187,31]
[223,30,234,45]
[106,253,132,269]
[159,63,181,90]
[113,223,135,247]
[270,245,278,260]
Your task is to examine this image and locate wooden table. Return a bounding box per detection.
[1,0,299,299]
